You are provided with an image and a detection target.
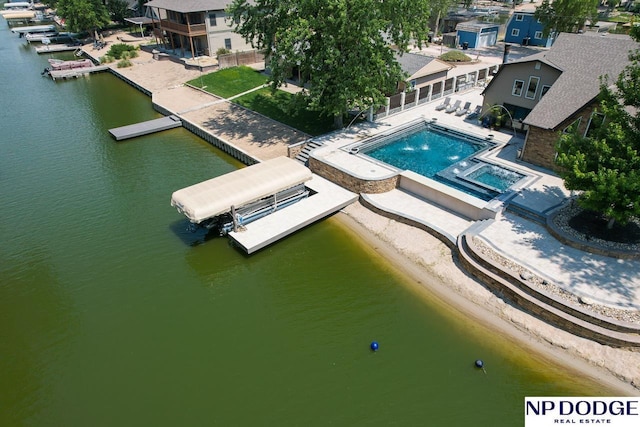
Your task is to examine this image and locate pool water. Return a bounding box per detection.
[466,164,525,192]
[365,127,486,178]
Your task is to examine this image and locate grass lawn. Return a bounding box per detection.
[187,66,268,98]
[232,88,335,136]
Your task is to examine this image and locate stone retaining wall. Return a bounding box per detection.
[309,157,398,194]
[459,234,640,347]
[546,208,640,261]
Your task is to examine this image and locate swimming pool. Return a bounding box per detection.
[362,123,489,178]
[355,122,526,199]
[463,163,525,192]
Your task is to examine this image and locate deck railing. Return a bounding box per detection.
[159,20,206,36]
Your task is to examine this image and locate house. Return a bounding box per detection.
[395,52,452,92]
[456,22,500,49]
[504,9,555,48]
[482,33,638,170]
[144,0,253,57]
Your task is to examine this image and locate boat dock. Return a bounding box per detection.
[228,174,358,254]
[35,44,81,54]
[109,115,182,141]
[48,64,111,80]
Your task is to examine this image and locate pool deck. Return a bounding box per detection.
[311,89,640,313]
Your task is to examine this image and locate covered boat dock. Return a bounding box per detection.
[170,156,357,253]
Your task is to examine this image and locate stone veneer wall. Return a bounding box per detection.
[522,102,600,170]
[459,235,640,347]
[308,157,398,194]
[287,143,305,159]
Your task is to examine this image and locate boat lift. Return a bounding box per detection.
[171,157,313,236]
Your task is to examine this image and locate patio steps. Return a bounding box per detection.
[295,140,324,166]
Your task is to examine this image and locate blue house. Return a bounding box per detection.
[504,10,555,47]
[455,22,500,49]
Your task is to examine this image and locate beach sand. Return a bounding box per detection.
[335,202,640,396]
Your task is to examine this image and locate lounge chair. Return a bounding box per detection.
[466,105,481,120]
[455,102,472,116]
[445,99,461,114]
[435,97,451,111]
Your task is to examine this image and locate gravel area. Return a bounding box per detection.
[553,201,640,252]
[471,236,640,325]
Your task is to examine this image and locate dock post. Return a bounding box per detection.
[231,205,238,232]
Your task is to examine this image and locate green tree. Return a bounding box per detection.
[228,0,432,128]
[107,0,132,25]
[555,31,640,228]
[534,0,599,36]
[57,0,111,34]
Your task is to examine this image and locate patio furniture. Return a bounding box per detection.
[435,97,451,111]
[466,105,482,120]
[455,102,472,116]
[445,100,461,114]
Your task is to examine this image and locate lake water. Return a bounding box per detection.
[0,21,611,426]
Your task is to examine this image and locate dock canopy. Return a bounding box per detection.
[171,156,312,223]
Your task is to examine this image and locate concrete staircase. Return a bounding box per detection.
[295,140,324,166]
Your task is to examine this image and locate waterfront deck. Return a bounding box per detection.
[35,44,81,54]
[228,174,358,254]
[109,115,182,141]
[48,64,110,80]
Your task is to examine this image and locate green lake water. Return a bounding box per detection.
[0,21,612,426]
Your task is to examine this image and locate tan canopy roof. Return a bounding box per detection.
[171,156,312,223]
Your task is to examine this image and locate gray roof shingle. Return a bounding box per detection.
[523,33,638,129]
[395,52,436,77]
[145,0,233,13]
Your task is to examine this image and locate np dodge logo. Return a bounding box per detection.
[525,397,640,426]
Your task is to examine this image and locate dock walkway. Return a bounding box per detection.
[109,115,182,140]
[35,44,81,54]
[49,64,111,80]
[229,175,358,254]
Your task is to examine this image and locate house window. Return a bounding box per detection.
[534,31,543,39]
[540,85,551,99]
[585,112,605,138]
[511,29,520,37]
[515,14,523,21]
[525,76,540,99]
[563,118,581,134]
[209,13,217,26]
[225,38,232,50]
[512,79,525,97]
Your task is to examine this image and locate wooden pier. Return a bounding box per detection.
[35,44,81,54]
[108,115,182,141]
[48,64,111,80]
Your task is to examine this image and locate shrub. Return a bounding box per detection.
[107,43,137,60]
[216,47,231,56]
[100,55,114,64]
[439,50,472,63]
[117,59,132,68]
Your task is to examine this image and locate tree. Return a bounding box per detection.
[107,0,132,25]
[555,31,640,228]
[56,0,111,34]
[534,0,599,36]
[228,0,432,128]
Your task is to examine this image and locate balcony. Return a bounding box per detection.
[158,20,206,36]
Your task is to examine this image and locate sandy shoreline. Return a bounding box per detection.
[335,202,640,396]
